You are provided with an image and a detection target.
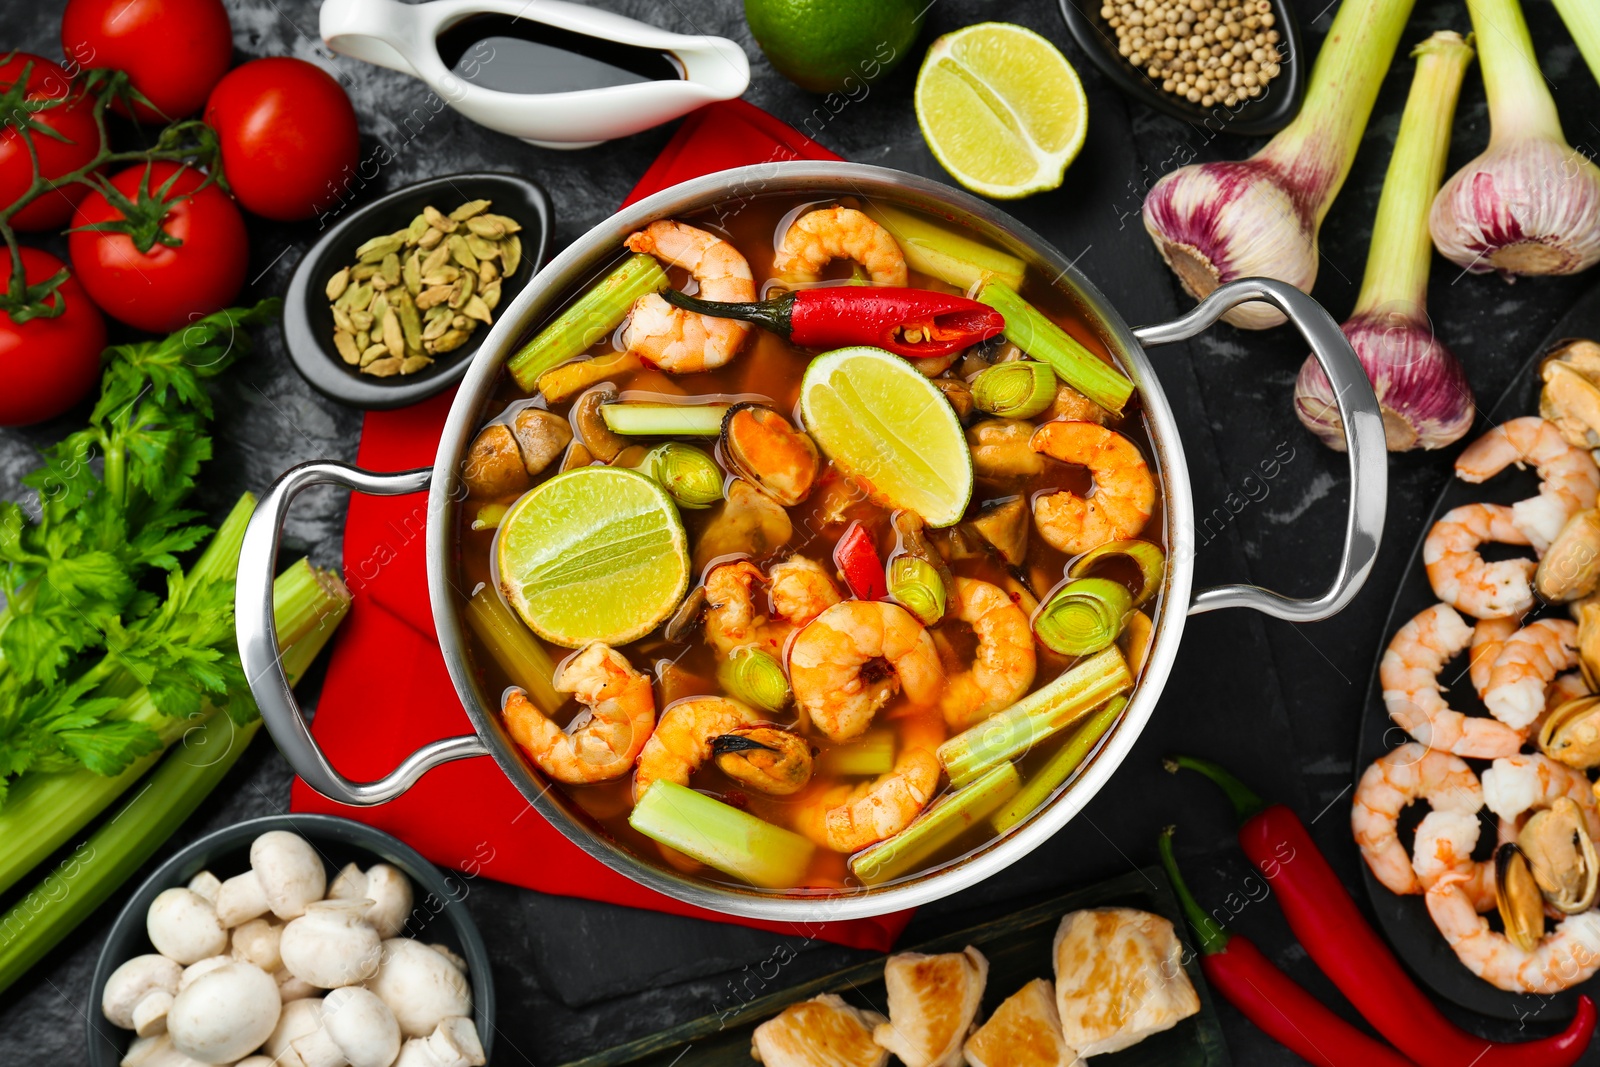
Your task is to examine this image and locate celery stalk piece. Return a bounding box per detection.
[938,646,1131,787]
[601,403,729,437]
[629,780,815,889]
[976,281,1134,416]
[465,588,563,714]
[863,203,1026,290]
[851,762,1022,886]
[818,730,897,777]
[508,253,668,392]
[991,696,1128,834]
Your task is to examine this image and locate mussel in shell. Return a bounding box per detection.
[721,403,819,507]
[1518,797,1600,915]
[1540,694,1600,769]
[711,727,814,795]
[692,479,793,573]
[1495,843,1546,953]
[1541,340,1600,449]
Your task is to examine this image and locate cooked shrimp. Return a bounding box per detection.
[1426,872,1600,993]
[1352,741,1484,897]
[633,696,758,800]
[790,600,945,742]
[1482,753,1600,840]
[1380,603,1527,759]
[1412,811,1497,913]
[1029,421,1156,556]
[503,643,655,784]
[773,207,908,287]
[797,713,944,853]
[703,557,842,658]
[939,577,1036,730]
[1470,616,1520,698]
[623,220,756,372]
[1424,504,1536,619]
[1455,417,1600,553]
[1483,619,1579,730]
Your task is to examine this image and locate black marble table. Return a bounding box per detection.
[4,0,1600,1062]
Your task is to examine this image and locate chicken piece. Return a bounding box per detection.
[964,979,1079,1067]
[1053,908,1200,1057]
[752,994,888,1067]
[873,948,988,1067]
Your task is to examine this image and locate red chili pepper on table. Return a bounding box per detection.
[1157,826,1415,1067]
[834,520,886,601]
[1168,755,1597,1067]
[660,286,1005,359]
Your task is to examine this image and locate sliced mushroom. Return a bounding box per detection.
[559,440,595,473]
[662,585,707,644]
[967,418,1044,482]
[1495,843,1546,952]
[711,727,814,795]
[934,377,974,421]
[1541,340,1600,449]
[692,479,793,573]
[573,384,626,462]
[1538,510,1600,602]
[509,408,572,478]
[1540,694,1600,768]
[721,403,819,507]
[1518,797,1600,914]
[965,496,1030,566]
[462,424,528,499]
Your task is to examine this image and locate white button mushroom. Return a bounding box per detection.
[120,1033,213,1067]
[266,996,325,1061]
[102,954,182,1037]
[277,966,321,1003]
[290,986,401,1067]
[326,862,414,939]
[146,888,228,965]
[365,939,472,1039]
[280,899,382,989]
[235,1058,277,1067]
[327,862,366,901]
[186,871,221,904]
[167,960,281,1064]
[426,944,467,974]
[177,955,232,992]
[232,917,284,972]
[390,1017,486,1067]
[216,831,326,926]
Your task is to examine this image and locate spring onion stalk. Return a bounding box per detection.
[1067,539,1166,608]
[537,351,643,405]
[1554,0,1600,83]
[1429,0,1600,278]
[975,281,1133,416]
[1033,578,1135,657]
[508,253,667,391]
[716,646,791,714]
[1142,0,1418,328]
[991,697,1127,833]
[938,646,1132,786]
[601,403,730,437]
[818,730,897,777]
[628,780,815,889]
[850,762,1022,886]
[1295,32,1476,452]
[862,203,1026,290]
[465,588,562,714]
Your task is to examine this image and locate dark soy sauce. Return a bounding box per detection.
[437,14,682,94]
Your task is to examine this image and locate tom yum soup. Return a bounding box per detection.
[455,195,1165,892]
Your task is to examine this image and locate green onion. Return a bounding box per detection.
[1032,578,1134,657]
[976,281,1133,416]
[938,646,1132,787]
[628,780,815,889]
[862,203,1026,290]
[508,253,668,391]
[465,588,562,714]
[817,730,897,777]
[991,696,1127,833]
[1554,0,1600,83]
[1067,540,1165,608]
[716,646,791,714]
[850,762,1022,886]
[601,403,729,437]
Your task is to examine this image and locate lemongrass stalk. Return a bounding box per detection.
[863,203,1025,290]
[508,254,667,391]
[628,780,815,889]
[818,730,897,778]
[465,588,562,713]
[1553,0,1600,83]
[851,762,1022,886]
[601,403,729,437]
[991,696,1127,833]
[976,281,1132,415]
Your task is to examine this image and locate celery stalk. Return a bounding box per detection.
[818,730,896,777]
[508,254,668,391]
[862,203,1026,290]
[850,762,1022,886]
[976,281,1134,416]
[601,403,729,437]
[465,588,562,713]
[991,696,1127,833]
[629,781,815,889]
[938,647,1131,787]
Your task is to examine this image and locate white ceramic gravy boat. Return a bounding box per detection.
[320,0,749,148]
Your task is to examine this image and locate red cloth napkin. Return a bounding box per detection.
[290,101,912,949]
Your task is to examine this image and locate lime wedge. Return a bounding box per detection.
[799,347,973,528]
[496,466,689,647]
[915,22,1088,199]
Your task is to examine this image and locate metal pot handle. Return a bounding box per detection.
[236,461,490,806]
[1132,277,1386,622]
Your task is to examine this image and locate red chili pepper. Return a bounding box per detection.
[1157,826,1415,1067]
[834,521,886,601]
[1169,755,1597,1067]
[660,286,1005,358]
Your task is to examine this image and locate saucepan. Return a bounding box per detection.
[238,162,1385,920]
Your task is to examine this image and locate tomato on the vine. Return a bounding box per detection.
[61,0,233,122]
[204,58,360,222]
[68,162,248,333]
[0,54,101,231]
[0,247,106,425]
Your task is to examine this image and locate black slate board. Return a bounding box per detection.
[1355,279,1600,1022]
[555,868,1231,1067]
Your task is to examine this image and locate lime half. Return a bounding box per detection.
[496,466,689,647]
[800,347,973,527]
[915,22,1088,199]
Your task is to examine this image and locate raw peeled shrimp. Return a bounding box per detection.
[1380,603,1526,759]
[789,600,945,742]
[1352,741,1484,897]
[1483,619,1579,730]
[703,557,842,658]
[796,712,945,853]
[938,577,1036,730]
[1029,421,1156,556]
[1469,616,1520,698]
[623,220,756,372]
[1426,871,1600,993]
[503,643,655,784]
[633,696,758,801]
[1455,416,1600,553]
[1411,811,1497,913]
[1423,503,1536,619]
[1481,753,1600,841]
[773,206,908,287]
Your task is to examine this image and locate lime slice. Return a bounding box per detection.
[800,347,973,528]
[496,466,689,647]
[915,22,1088,199]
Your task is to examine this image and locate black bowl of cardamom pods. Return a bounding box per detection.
[283,173,552,410]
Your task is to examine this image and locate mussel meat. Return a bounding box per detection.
[711,727,814,795]
[721,403,820,507]
[1541,340,1600,449]
[1517,797,1600,914]
[1540,694,1600,768]
[1495,843,1546,953]
[692,478,793,573]
[1577,595,1600,691]
[1539,509,1600,603]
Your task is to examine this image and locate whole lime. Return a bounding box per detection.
[744,0,922,94]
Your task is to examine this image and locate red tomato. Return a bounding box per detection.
[0,54,101,231]
[0,247,106,425]
[68,162,248,333]
[205,58,359,222]
[62,0,233,122]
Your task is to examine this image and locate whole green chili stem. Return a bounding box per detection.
[1467,0,1564,142]
[1163,754,1268,822]
[1157,826,1231,955]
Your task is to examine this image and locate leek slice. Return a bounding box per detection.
[976,280,1134,416]
[629,781,815,889]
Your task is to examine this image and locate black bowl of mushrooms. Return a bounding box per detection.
[87,814,495,1067]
